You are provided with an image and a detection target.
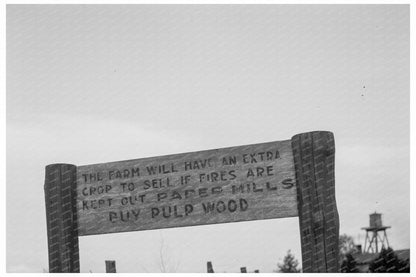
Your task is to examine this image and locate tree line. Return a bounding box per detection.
[275,234,410,273]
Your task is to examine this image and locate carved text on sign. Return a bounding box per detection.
[76,140,297,236]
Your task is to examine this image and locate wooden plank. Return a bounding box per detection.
[291,131,339,273]
[76,140,297,236]
[207,261,214,273]
[44,164,80,273]
[105,260,116,273]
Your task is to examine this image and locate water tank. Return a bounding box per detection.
[370,213,382,228]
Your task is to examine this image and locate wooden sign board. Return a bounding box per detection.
[44,131,339,273]
[76,140,297,236]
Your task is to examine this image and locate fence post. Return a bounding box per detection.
[44,164,79,273]
[105,260,116,273]
[207,261,214,273]
[291,131,339,272]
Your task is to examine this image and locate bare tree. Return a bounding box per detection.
[339,233,356,267]
[339,234,356,256]
[155,232,181,273]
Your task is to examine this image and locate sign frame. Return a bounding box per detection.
[44,131,339,273]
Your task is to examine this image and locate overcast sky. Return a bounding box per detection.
[6,4,409,273]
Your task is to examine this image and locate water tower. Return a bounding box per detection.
[361,212,390,253]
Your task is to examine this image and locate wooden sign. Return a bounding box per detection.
[44,131,339,273]
[76,140,297,236]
